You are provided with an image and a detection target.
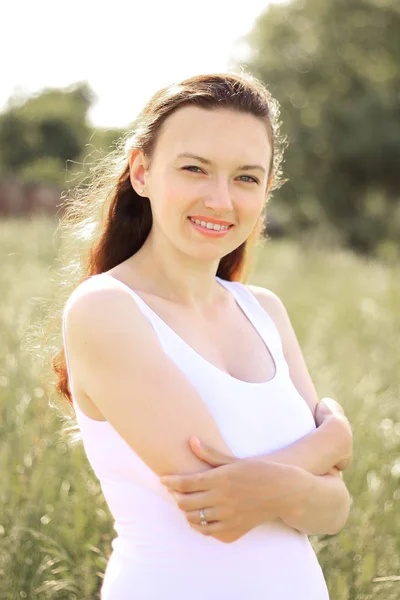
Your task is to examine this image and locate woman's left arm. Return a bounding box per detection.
[247,286,352,535]
[276,463,351,536]
[248,286,353,474]
[258,404,353,476]
[160,402,352,540]
[160,397,353,539]
[161,444,351,541]
[161,287,353,541]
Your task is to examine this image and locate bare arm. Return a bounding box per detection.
[247,286,353,477]
[161,440,351,539]
[258,410,352,476]
[64,278,237,481]
[255,406,352,535]
[274,466,351,535]
[271,401,353,534]
[246,285,352,533]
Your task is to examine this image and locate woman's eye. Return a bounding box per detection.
[239,175,259,184]
[182,165,203,173]
[182,166,258,184]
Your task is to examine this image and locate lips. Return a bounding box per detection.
[188,217,233,237]
[189,216,233,226]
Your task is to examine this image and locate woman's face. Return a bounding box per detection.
[132,105,272,262]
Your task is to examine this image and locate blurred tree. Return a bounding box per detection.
[239,0,400,256]
[0,111,38,171]
[0,82,124,187]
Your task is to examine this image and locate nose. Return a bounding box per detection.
[203,177,233,213]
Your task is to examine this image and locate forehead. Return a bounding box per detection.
[154,105,271,164]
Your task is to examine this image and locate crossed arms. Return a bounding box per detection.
[65,278,353,543]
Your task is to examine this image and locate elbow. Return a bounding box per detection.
[327,519,347,536]
[328,489,352,536]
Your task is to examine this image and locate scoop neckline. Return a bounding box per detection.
[98,272,280,388]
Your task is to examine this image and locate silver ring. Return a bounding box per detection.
[199,508,207,526]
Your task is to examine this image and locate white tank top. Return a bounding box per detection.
[62,272,330,599]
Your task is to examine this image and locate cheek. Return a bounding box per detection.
[149,182,184,224]
[237,195,265,222]
[159,175,191,212]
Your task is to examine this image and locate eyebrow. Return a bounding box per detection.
[176,153,267,175]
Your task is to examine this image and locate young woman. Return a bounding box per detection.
[58,72,353,599]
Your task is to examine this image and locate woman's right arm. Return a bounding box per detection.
[64,283,237,478]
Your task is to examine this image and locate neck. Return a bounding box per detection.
[127,228,224,309]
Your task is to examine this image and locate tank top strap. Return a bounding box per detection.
[215,276,286,362]
[96,273,170,354]
[62,273,174,427]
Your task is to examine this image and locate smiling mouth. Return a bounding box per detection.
[188,217,234,237]
[189,216,234,227]
[188,217,233,231]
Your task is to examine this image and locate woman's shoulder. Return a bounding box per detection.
[63,272,145,333]
[65,272,134,303]
[244,284,288,324]
[246,284,320,416]
[243,283,292,355]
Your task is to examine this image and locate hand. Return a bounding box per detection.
[315,397,353,471]
[160,437,298,544]
[314,397,346,426]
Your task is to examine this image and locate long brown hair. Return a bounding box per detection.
[43,70,287,414]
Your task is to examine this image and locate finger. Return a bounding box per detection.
[189,520,226,536]
[189,437,237,466]
[320,397,345,416]
[327,467,343,478]
[170,490,213,512]
[160,472,211,493]
[335,455,352,470]
[185,507,219,524]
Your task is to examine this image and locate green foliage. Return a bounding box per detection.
[240,0,400,256]
[1,7,399,257]
[19,157,67,186]
[0,82,125,188]
[1,217,399,599]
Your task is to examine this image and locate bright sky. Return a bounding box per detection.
[1,0,278,128]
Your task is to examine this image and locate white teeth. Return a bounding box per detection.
[190,217,230,231]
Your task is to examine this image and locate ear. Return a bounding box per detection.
[129,149,149,195]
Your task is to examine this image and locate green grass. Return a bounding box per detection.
[1,216,399,599]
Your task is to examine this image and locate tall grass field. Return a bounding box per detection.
[1,217,399,599]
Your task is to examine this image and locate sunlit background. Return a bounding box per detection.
[1,1,399,598]
[0,0,274,128]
